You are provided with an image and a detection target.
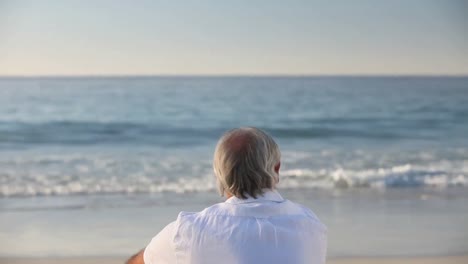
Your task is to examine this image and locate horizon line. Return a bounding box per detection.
[1,73,468,79]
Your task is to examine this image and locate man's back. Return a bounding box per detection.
[133,128,328,264]
[144,190,327,264]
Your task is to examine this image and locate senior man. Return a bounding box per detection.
[127,127,327,264]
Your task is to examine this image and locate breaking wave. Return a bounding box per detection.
[1,159,466,197]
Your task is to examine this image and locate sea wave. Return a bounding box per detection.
[0,119,452,147]
[1,162,466,197]
[280,164,467,189]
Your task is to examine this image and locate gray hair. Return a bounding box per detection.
[213,127,281,199]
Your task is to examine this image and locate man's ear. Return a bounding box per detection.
[274,162,281,174]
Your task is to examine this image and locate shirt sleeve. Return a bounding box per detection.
[143,221,177,264]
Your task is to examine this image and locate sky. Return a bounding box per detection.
[0,0,467,76]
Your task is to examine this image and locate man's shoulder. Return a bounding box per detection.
[173,202,230,237]
[288,201,327,231]
[176,202,229,220]
[176,200,326,232]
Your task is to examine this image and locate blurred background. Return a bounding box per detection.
[0,0,467,260]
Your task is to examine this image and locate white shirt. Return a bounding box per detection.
[144,189,327,264]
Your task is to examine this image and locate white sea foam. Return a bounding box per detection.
[1,154,467,197]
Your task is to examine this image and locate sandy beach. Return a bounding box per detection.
[328,255,468,264]
[1,255,467,264]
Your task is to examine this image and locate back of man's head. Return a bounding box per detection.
[213,127,281,199]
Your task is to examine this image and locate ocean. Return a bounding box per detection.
[0,76,467,257]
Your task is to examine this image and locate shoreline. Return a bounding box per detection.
[328,255,468,264]
[1,255,467,264]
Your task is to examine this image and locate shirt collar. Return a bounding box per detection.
[225,189,285,204]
